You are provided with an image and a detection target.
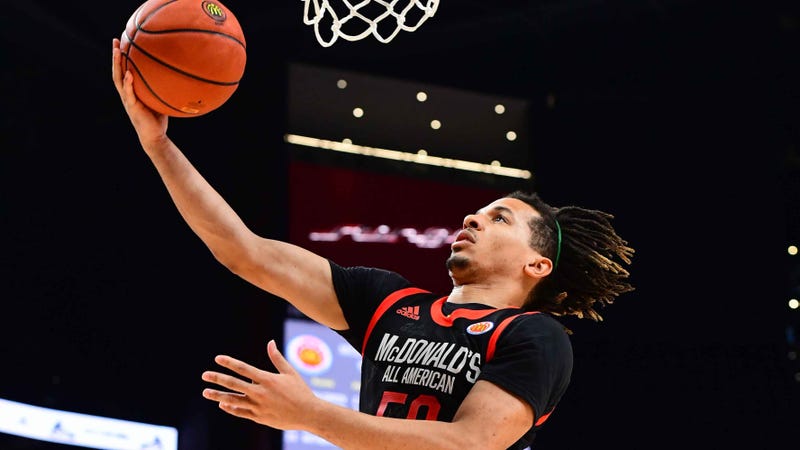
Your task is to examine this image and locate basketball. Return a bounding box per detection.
[119,0,246,117]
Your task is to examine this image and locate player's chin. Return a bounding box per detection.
[446,254,470,272]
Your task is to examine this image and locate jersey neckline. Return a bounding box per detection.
[432,297,522,326]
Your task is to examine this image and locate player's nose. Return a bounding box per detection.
[462,214,481,230]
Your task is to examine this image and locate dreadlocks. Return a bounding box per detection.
[507,191,635,321]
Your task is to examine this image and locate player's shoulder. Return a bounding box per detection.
[330,260,410,285]
[500,311,571,341]
[329,259,416,301]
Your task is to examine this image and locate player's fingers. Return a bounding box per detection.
[120,70,139,109]
[201,369,257,395]
[209,354,265,384]
[217,400,255,420]
[202,387,256,419]
[111,40,136,109]
[202,387,247,403]
[111,39,122,89]
[202,374,267,419]
[267,340,297,375]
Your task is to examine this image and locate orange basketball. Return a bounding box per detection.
[119,0,246,117]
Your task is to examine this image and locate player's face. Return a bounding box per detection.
[447,197,541,280]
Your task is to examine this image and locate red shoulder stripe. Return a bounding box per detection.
[535,409,553,426]
[361,287,430,355]
[485,311,540,362]
[486,311,549,426]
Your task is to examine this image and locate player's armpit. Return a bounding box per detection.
[230,237,348,330]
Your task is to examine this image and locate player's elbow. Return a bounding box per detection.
[441,432,514,450]
[437,421,522,450]
[207,235,259,277]
[213,246,257,278]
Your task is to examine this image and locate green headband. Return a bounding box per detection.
[554,219,562,270]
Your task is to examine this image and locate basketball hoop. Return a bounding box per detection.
[302,0,440,47]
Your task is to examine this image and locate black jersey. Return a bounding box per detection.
[330,261,573,449]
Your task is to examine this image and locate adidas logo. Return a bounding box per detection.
[396,305,420,320]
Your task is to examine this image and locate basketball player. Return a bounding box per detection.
[112,38,634,449]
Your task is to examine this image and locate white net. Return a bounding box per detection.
[302,0,440,47]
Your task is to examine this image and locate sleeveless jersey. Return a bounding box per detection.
[330,261,573,450]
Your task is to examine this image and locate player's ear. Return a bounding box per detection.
[524,257,553,279]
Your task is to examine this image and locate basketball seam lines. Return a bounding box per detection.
[123,34,241,86]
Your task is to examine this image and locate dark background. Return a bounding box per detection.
[2,0,799,449]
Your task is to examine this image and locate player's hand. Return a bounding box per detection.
[111,38,169,151]
[201,340,318,431]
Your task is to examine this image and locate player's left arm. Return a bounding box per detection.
[202,341,532,450]
[450,378,534,444]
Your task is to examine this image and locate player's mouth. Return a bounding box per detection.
[451,229,475,249]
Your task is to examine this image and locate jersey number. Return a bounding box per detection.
[376,391,441,420]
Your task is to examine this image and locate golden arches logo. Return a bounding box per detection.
[201,1,227,22]
[466,321,494,335]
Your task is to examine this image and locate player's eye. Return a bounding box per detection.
[492,214,508,223]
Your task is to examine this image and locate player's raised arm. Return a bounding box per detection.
[111,38,346,330]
